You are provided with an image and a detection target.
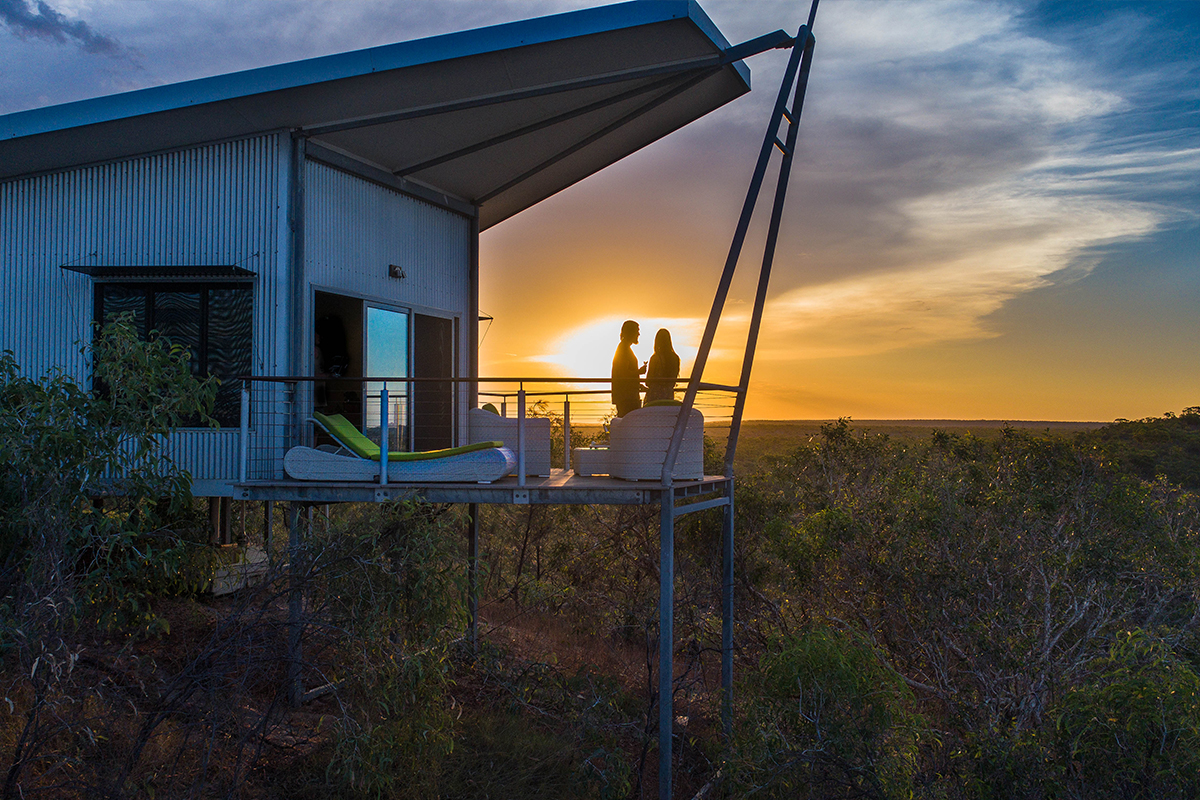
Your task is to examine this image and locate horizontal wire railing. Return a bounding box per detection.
[237,376,738,484]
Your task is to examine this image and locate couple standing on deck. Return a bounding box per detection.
[611,320,680,417]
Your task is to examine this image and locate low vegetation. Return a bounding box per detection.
[1083,406,1200,490]
[1,327,1197,798]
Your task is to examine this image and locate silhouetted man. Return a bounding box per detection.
[611,319,645,417]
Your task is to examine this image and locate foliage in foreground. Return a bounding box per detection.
[725,416,1200,798]
[733,626,927,798]
[0,317,219,636]
[0,320,222,798]
[318,502,467,798]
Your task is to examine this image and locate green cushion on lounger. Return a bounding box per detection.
[312,412,501,462]
[481,402,500,415]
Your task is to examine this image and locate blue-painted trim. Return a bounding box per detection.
[1,0,742,141]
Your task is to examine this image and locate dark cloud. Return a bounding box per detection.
[0,0,122,55]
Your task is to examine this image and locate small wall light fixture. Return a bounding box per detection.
[388,264,406,279]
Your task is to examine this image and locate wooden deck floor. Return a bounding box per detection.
[233,469,732,506]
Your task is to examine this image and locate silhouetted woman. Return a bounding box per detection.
[644,328,680,403]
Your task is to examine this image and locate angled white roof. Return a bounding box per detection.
[0,0,758,229]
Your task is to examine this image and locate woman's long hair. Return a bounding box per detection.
[654,328,680,375]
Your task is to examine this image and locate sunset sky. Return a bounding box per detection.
[3,0,1197,421]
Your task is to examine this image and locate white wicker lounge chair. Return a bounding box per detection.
[284,412,515,483]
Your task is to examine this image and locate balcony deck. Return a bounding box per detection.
[233,469,731,506]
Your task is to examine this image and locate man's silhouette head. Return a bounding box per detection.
[621,320,640,344]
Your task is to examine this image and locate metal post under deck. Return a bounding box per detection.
[659,492,676,800]
[656,479,734,798]
[468,503,479,652]
[722,489,736,740]
[264,500,274,550]
[287,502,304,707]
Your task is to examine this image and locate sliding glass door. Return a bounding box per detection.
[413,313,455,451]
[364,306,408,452]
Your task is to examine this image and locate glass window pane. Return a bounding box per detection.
[365,306,408,450]
[208,287,253,426]
[152,290,202,377]
[100,285,147,337]
[366,307,408,379]
[94,281,253,428]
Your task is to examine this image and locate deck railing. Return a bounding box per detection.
[236,375,738,485]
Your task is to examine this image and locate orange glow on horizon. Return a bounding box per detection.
[523,316,704,382]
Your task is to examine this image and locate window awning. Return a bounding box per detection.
[60,264,256,281]
[0,1,767,230]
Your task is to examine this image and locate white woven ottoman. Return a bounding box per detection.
[572,446,612,477]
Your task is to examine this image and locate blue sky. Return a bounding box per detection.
[2,0,1197,420]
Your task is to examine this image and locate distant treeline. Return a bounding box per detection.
[1084,406,1200,490]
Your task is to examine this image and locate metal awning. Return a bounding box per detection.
[0,1,767,229]
[60,264,256,281]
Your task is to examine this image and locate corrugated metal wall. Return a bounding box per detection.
[305,160,470,311]
[304,159,472,442]
[0,134,288,489]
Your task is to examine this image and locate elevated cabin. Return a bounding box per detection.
[0,0,753,498]
[1,3,818,796]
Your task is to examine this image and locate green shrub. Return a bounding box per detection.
[1052,629,1200,798]
[0,315,218,638]
[319,502,466,797]
[1084,407,1200,490]
[734,626,928,799]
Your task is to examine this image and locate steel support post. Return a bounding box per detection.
[661,28,808,482]
[469,216,480,411]
[286,503,304,707]
[724,28,818,476]
[659,494,676,800]
[379,384,389,485]
[264,500,274,550]
[563,396,571,472]
[468,502,479,652]
[722,482,735,740]
[287,135,306,445]
[517,387,526,487]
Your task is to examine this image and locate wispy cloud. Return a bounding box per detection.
[761,173,1165,360]
[0,0,123,55]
